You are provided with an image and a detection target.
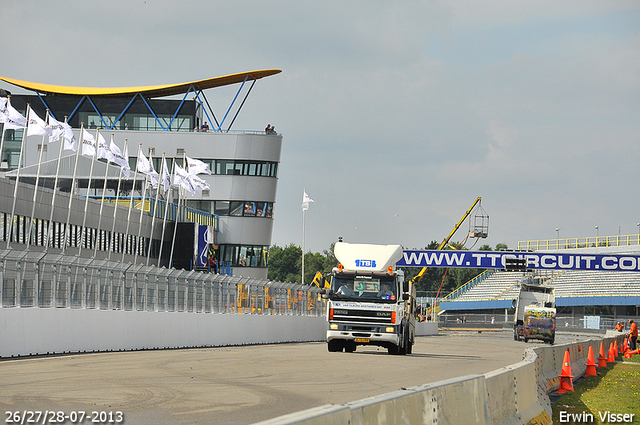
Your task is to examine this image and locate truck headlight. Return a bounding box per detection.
[330,323,339,330]
[385,327,395,333]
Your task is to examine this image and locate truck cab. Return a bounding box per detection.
[325,242,415,355]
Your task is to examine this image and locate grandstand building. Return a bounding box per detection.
[0,71,281,278]
[439,238,640,324]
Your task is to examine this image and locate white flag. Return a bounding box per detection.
[81,129,96,157]
[0,97,9,122]
[302,190,314,211]
[161,157,171,193]
[174,164,195,195]
[96,132,112,161]
[191,174,210,193]
[187,156,212,175]
[109,140,130,178]
[26,109,52,137]
[137,151,158,186]
[2,99,26,130]
[48,116,75,148]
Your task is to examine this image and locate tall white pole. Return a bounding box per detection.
[62,123,85,254]
[93,133,114,258]
[45,117,69,253]
[108,139,127,261]
[122,144,142,263]
[157,158,175,268]
[133,165,150,265]
[147,152,166,265]
[25,110,50,250]
[168,153,186,269]
[6,104,31,249]
[302,209,306,285]
[78,128,100,257]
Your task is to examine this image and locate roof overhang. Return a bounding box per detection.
[0,69,281,98]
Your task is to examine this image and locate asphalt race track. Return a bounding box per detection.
[0,331,584,425]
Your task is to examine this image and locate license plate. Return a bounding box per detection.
[354,338,369,343]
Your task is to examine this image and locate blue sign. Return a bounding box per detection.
[398,250,640,272]
[355,259,377,268]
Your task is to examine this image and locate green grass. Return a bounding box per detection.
[552,353,640,424]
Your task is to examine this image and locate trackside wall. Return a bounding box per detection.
[254,334,625,425]
[0,308,327,357]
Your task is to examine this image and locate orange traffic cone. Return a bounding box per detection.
[621,338,628,354]
[614,340,619,358]
[585,346,597,376]
[556,348,574,393]
[607,343,615,363]
[598,342,608,368]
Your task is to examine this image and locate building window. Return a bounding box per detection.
[220,244,269,268]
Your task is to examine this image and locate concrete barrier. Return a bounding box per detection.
[254,335,628,425]
[0,308,327,357]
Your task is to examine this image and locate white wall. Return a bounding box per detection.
[0,308,326,358]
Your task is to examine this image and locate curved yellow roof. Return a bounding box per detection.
[0,69,281,98]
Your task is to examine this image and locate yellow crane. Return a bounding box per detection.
[408,197,487,286]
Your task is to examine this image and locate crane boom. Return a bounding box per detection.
[409,197,483,285]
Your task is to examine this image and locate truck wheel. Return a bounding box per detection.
[388,344,399,355]
[328,340,344,352]
[523,338,528,343]
[345,341,357,353]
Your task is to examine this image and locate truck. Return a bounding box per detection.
[324,241,416,355]
[513,278,556,344]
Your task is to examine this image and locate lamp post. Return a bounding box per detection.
[595,225,599,246]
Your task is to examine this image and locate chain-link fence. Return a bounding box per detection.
[0,250,325,317]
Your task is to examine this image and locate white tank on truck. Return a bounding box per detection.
[324,241,416,355]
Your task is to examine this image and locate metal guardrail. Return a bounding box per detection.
[518,234,640,251]
[0,250,324,316]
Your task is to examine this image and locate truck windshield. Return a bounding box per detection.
[331,276,397,302]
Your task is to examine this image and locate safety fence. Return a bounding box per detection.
[255,333,626,425]
[0,250,324,316]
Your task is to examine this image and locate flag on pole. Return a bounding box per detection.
[137,151,158,187]
[81,128,96,156]
[0,97,8,119]
[26,109,52,137]
[48,116,75,148]
[174,163,195,195]
[1,99,26,129]
[96,132,112,161]
[302,190,314,211]
[191,174,210,193]
[186,156,212,175]
[161,157,171,193]
[109,140,131,178]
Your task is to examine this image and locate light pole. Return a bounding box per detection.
[595,225,599,246]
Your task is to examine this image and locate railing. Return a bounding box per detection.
[518,234,640,251]
[0,250,323,316]
[440,269,495,301]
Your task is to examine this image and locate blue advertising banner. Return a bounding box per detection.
[196,225,215,268]
[398,250,640,272]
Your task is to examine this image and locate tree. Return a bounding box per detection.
[267,243,302,283]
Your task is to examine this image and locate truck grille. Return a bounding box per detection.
[332,309,393,324]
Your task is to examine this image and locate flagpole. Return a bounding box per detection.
[122,144,142,263]
[133,164,150,266]
[108,139,127,261]
[25,110,50,251]
[78,128,100,257]
[0,96,12,170]
[158,158,175,268]
[45,117,69,253]
[168,153,186,269]
[93,134,114,258]
[302,207,306,284]
[146,152,165,265]
[62,123,84,254]
[6,104,31,249]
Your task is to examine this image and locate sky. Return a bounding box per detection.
[1,1,639,254]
